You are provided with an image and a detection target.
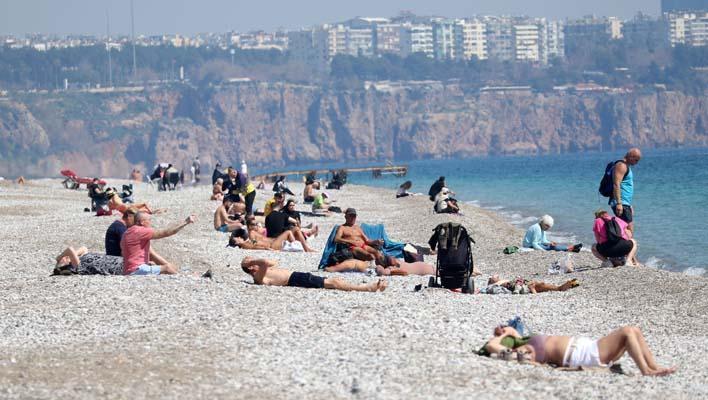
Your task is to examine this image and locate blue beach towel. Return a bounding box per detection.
[318,223,405,269]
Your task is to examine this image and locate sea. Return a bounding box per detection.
[255,147,708,277]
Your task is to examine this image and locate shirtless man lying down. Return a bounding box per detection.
[241,257,387,292]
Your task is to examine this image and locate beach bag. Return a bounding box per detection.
[599,160,626,197]
[605,217,623,244]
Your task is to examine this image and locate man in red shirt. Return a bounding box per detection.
[120,212,196,275]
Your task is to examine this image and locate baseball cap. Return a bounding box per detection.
[345,208,357,215]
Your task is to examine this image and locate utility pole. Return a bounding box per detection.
[106,8,113,87]
[130,0,137,82]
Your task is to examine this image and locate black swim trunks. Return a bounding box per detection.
[612,205,633,223]
[287,272,325,289]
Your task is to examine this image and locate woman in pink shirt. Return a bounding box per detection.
[592,209,639,267]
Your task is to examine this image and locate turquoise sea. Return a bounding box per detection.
[257,148,708,276]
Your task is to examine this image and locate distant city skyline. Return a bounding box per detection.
[1,0,659,36]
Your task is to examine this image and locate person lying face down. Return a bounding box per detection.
[482,275,579,294]
[484,326,676,377]
[240,257,387,292]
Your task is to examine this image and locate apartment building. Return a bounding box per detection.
[514,24,541,62]
[400,24,434,57]
[375,23,402,55]
[485,16,515,61]
[541,20,565,63]
[433,20,457,60]
[667,12,708,46]
[455,20,488,60]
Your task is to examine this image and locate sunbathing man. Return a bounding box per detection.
[303,177,317,203]
[211,178,224,201]
[214,196,244,233]
[241,257,387,292]
[334,208,386,265]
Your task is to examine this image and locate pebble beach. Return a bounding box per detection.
[0,179,706,399]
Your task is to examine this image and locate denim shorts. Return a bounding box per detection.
[130,264,162,275]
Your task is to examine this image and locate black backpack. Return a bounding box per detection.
[599,160,626,197]
[428,222,475,292]
[605,217,623,244]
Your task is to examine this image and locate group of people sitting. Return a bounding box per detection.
[215,190,318,253]
[521,210,639,268]
[55,206,200,277]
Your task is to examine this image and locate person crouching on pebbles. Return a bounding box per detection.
[241,257,387,292]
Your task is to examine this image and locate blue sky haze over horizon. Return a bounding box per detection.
[1,0,659,36]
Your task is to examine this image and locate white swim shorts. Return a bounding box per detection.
[563,337,608,368]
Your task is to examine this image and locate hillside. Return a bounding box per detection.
[0,83,706,177]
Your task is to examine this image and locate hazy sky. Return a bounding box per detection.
[1,0,659,36]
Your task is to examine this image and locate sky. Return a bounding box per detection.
[0,0,660,36]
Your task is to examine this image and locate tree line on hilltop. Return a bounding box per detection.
[0,40,706,94]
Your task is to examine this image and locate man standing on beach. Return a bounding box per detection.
[120,212,196,275]
[611,148,642,233]
[334,208,385,265]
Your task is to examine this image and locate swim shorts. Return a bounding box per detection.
[612,205,633,223]
[130,264,162,276]
[217,224,229,233]
[287,272,325,289]
[563,337,607,368]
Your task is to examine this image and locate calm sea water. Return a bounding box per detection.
[256,148,708,276]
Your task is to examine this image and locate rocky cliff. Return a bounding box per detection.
[0,83,706,177]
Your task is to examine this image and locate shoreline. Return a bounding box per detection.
[0,179,706,399]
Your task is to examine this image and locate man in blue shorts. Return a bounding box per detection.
[241,257,387,292]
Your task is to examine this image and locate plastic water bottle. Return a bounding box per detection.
[240,160,248,175]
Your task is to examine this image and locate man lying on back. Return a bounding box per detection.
[241,257,387,292]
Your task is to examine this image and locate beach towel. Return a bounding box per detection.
[318,223,405,269]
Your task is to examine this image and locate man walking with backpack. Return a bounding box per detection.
[610,148,642,234]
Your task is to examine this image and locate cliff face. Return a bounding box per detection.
[0,83,706,177]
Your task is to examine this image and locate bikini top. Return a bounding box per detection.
[527,335,548,363]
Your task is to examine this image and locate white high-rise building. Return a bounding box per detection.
[541,20,565,64]
[346,27,375,57]
[375,23,402,55]
[433,20,457,60]
[400,24,434,57]
[668,12,708,46]
[455,20,488,60]
[514,24,541,62]
[485,16,515,61]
